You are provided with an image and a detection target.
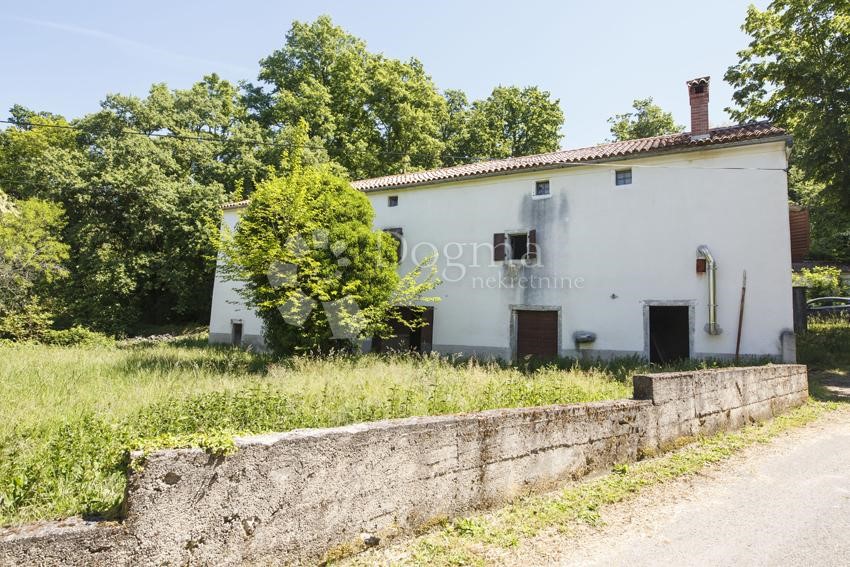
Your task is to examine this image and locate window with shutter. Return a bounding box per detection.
[495,231,538,262]
[493,233,506,261]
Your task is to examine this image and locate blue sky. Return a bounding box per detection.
[0,0,767,149]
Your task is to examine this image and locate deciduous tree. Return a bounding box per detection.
[223,129,439,354]
[726,0,850,260]
[607,97,684,141]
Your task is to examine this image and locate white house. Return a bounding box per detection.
[210,77,796,363]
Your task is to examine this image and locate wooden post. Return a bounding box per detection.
[735,271,747,364]
[792,286,808,333]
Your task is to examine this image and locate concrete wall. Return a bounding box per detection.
[0,364,808,566]
[209,141,794,360]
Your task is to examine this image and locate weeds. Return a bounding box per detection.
[0,321,843,527]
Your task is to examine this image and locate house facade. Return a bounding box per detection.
[210,77,797,363]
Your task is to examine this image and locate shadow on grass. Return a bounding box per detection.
[118,340,273,376]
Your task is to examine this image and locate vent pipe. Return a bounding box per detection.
[698,245,721,335]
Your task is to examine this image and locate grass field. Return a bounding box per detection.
[0,321,845,527]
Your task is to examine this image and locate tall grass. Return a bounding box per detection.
[0,335,776,526]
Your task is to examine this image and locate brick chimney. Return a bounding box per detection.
[686,76,710,138]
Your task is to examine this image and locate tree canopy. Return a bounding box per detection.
[0,192,69,340]
[725,0,850,260]
[0,15,566,337]
[222,134,438,354]
[607,98,684,141]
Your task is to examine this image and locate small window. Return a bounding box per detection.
[494,230,537,262]
[615,169,632,186]
[388,195,398,207]
[534,180,550,196]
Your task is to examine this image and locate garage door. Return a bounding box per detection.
[516,310,558,360]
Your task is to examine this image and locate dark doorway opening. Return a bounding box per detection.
[231,322,243,346]
[516,309,558,360]
[372,307,434,353]
[648,306,690,363]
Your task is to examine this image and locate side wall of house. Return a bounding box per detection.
[208,209,266,349]
[209,141,793,360]
[367,141,792,360]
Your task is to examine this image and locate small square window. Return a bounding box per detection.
[388,195,398,207]
[534,180,550,196]
[615,169,632,186]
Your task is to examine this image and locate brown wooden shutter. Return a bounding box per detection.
[789,208,810,263]
[527,229,537,261]
[494,233,506,261]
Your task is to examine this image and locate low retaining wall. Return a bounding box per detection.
[0,364,808,566]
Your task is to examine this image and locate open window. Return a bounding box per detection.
[494,230,537,263]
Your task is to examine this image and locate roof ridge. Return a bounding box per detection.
[221,120,785,208]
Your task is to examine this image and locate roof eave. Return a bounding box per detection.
[357,134,791,193]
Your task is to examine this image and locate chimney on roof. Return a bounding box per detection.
[686,76,710,138]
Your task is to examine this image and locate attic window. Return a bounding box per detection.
[388,195,398,207]
[534,180,550,196]
[615,169,632,186]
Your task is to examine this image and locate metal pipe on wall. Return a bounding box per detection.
[698,245,722,335]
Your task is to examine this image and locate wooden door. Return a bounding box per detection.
[516,310,558,360]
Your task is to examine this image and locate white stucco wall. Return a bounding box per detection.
[208,210,266,348]
[210,140,794,360]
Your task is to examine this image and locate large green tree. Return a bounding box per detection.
[223,141,438,354]
[0,75,272,333]
[249,16,567,175]
[607,97,684,141]
[725,0,850,259]
[249,16,447,178]
[460,86,564,159]
[0,191,69,340]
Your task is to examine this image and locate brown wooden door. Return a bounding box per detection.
[516,310,558,360]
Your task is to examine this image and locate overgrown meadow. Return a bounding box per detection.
[2,319,846,527]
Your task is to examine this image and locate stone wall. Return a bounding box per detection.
[0,364,808,566]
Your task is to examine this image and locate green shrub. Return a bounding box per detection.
[793,266,849,298]
[222,152,439,356]
[41,326,114,347]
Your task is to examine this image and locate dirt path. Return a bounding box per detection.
[497,406,850,566]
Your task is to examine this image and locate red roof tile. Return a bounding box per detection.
[222,121,786,208]
[351,121,786,192]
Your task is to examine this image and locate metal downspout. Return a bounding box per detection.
[698,245,722,335]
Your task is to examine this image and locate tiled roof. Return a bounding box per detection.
[222,199,250,210]
[351,121,786,192]
[221,121,786,208]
